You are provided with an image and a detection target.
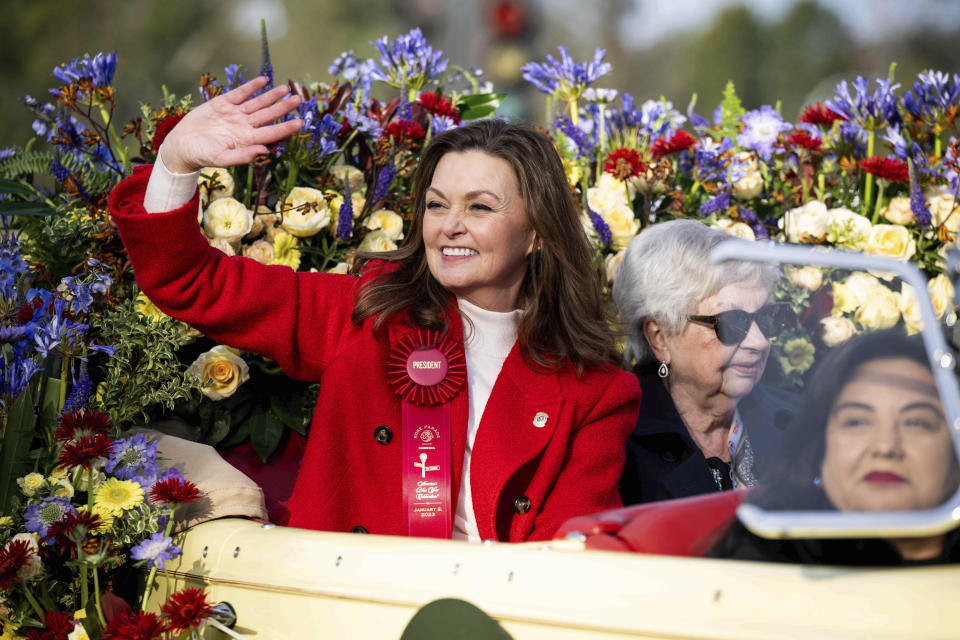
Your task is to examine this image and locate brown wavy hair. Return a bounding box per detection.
[352,119,620,373]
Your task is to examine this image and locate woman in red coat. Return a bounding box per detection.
[110,77,640,542]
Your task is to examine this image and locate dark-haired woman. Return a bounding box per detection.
[109,77,639,542]
[711,329,960,565]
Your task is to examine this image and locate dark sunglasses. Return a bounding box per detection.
[688,303,796,345]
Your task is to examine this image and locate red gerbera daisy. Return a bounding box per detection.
[151,112,186,150]
[785,129,822,151]
[161,587,216,632]
[47,510,102,555]
[860,156,909,182]
[0,538,33,588]
[150,476,201,506]
[56,410,113,442]
[59,433,112,469]
[103,612,168,640]
[418,92,461,124]
[382,120,426,143]
[603,148,646,181]
[650,130,697,159]
[799,102,844,127]
[24,611,75,640]
[16,297,44,325]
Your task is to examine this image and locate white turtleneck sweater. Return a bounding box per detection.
[144,154,521,542]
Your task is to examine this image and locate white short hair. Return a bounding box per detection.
[612,219,773,367]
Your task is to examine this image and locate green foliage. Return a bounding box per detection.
[458,93,507,120]
[17,204,106,280]
[717,81,746,138]
[0,150,54,179]
[92,300,198,428]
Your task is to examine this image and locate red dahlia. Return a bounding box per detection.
[603,148,646,180]
[47,510,102,555]
[24,611,75,640]
[103,612,168,640]
[785,129,822,151]
[650,130,697,159]
[150,476,201,506]
[59,433,112,469]
[151,113,186,150]
[383,120,426,143]
[860,156,909,182]
[56,410,113,442]
[16,297,43,325]
[161,587,216,632]
[799,102,844,126]
[418,92,461,123]
[0,538,33,588]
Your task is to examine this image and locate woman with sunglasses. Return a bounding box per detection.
[613,220,797,504]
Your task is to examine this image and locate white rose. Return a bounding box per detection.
[364,209,405,241]
[199,167,234,204]
[247,207,277,239]
[587,185,629,216]
[928,273,956,319]
[358,230,398,253]
[854,284,901,330]
[928,189,960,233]
[187,345,250,400]
[882,196,914,225]
[782,200,829,243]
[242,239,275,265]
[789,266,823,291]
[820,316,856,347]
[208,237,236,256]
[712,218,756,241]
[828,207,872,248]
[329,164,366,193]
[604,250,625,284]
[596,172,636,201]
[733,170,763,200]
[863,224,916,261]
[900,283,924,335]
[832,272,881,315]
[10,533,42,581]
[202,197,253,243]
[67,623,90,640]
[278,187,331,237]
[327,262,350,274]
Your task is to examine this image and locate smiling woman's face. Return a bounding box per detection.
[820,357,960,512]
[421,150,536,311]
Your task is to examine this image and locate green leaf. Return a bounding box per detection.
[0,201,55,216]
[269,396,304,433]
[251,410,283,463]
[458,93,506,120]
[0,178,35,197]
[719,81,746,136]
[0,383,39,514]
[217,417,253,450]
[207,412,232,446]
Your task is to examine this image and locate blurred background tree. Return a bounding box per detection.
[3,0,959,142]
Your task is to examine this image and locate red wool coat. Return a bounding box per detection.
[110,166,641,542]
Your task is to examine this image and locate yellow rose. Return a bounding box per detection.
[778,338,816,375]
[596,172,636,200]
[781,200,829,243]
[604,249,625,284]
[270,232,301,270]
[832,272,880,315]
[863,224,916,261]
[928,189,960,233]
[202,197,253,242]
[827,208,872,249]
[242,239,275,265]
[187,345,250,400]
[733,170,763,200]
[900,283,924,335]
[788,266,823,291]
[17,472,45,497]
[358,230,398,253]
[855,284,901,329]
[602,203,640,250]
[928,273,955,319]
[199,167,235,204]
[881,196,914,225]
[562,157,582,187]
[327,262,350,274]
[364,209,405,242]
[820,316,856,347]
[52,479,74,499]
[278,187,331,237]
[712,218,756,241]
[587,186,628,218]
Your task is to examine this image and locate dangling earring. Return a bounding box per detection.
[812,476,821,486]
[657,361,669,378]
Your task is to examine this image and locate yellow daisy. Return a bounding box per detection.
[78,504,115,533]
[93,478,144,516]
[270,232,302,271]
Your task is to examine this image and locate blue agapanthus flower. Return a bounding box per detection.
[0,236,29,288]
[130,531,182,570]
[24,497,76,543]
[86,258,113,294]
[522,46,610,100]
[695,137,734,184]
[224,63,247,89]
[368,28,448,91]
[33,298,90,359]
[52,51,118,89]
[106,432,160,487]
[329,51,378,101]
[826,76,901,131]
[944,136,960,192]
[344,103,382,138]
[0,146,17,162]
[294,98,340,158]
[737,106,791,160]
[903,70,960,122]
[429,115,458,136]
[882,125,908,159]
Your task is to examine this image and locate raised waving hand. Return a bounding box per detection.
[161,76,303,174]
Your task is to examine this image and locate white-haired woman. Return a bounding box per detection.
[613,220,796,504]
